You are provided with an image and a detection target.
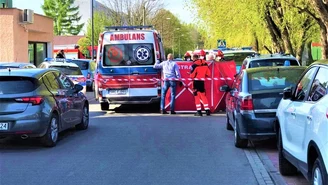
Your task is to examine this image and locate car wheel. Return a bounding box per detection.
[41,114,59,147]
[101,102,109,111]
[278,128,298,175]
[76,105,89,130]
[234,118,248,148]
[312,158,327,185]
[226,113,233,131]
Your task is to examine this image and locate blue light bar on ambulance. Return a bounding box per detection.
[105,25,154,31]
[241,47,253,50]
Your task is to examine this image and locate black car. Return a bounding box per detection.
[220,66,306,148]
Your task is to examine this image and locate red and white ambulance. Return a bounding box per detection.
[94,26,165,110]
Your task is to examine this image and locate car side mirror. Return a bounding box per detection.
[220,85,230,92]
[74,84,83,93]
[282,87,292,100]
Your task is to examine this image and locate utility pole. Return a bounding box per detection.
[91,0,94,60]
[143,3,146,26]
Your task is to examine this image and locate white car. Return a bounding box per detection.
[276,61,328,185]
[38,58,86,94]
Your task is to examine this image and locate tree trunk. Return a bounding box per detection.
[253,32,259,52]
[307,41,314,65]
[296,42,305,63]
[281,29,295,55]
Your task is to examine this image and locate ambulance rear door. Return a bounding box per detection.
[127,31,159,98]
[101,30,158,98]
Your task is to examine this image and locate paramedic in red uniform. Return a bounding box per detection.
[216,50,225,61]
[190,54,211,116]
[184,52,191,61]
[154,53,181,115]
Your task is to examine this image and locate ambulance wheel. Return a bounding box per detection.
[226,113,233,131]
[100,102,109,111]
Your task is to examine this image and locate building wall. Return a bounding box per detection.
[0,9,15,61]
[0,8,53,63]
[74,0,109,35]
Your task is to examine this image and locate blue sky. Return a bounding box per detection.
[12,0,194,24]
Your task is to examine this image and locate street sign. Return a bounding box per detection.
[217,39,226,48]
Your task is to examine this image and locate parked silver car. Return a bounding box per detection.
[0,68,89,147]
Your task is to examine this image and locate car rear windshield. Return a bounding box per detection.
[248,68,305,92]
[71,60,89,70]
[0,77,38,94]
[103,43,155,66]
[224,52,255,66]
[249,59,299,68]
[50,66,82,75]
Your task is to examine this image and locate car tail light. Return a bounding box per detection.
[87,73,91,79]
[240,95,254,111]
[153,32,160,60]
[326,108,328,119]
[15,97,44,105]
[157,72,162,96]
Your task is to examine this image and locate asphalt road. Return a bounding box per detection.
[0,101,259,185]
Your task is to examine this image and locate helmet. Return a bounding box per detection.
[200,49,206,56]
[217,50,224,57]
[184,52,191,57]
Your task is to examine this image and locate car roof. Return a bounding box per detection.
[223,50,256,54]
[244,66,307,74]
[0,62,35,67]
[43,61,79,67]
[0,68,58,78]
[71,59,92,62]
[310,59,328,67]
[245,53,297,61]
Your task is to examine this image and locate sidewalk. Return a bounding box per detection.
[252,140,310,185]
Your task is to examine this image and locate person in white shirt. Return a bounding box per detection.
[153,53,181,114]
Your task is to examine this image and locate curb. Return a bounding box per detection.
[244,147,275,185]
[250,142,287,185]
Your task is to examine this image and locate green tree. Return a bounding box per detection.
[85,11,113,46]
[190,0,319,62]
[77,37,90,56]
[150,9,201,57]
[42,0,84,35]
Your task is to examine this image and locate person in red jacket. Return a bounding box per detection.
[216,50,225,61]
[190,54,211,116]
[184,52,192,61]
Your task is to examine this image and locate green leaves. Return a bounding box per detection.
[85,12,113,46]
[190,0,320,62]
[41,0,84,35]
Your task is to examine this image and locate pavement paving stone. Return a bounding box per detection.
[244,148,275,185]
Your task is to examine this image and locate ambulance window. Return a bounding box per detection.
[103,44,155,66]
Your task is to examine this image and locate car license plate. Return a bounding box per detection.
[109,89,127,95]
[0,123,9,130]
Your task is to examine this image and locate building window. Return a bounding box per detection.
[28,42,47,67]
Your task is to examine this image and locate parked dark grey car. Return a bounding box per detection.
[0,68,89,147]
[220,66,306,148]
